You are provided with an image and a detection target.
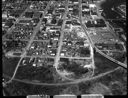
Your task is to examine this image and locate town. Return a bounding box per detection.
[2,0,127,96]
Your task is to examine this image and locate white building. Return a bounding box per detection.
[89,4,96,8]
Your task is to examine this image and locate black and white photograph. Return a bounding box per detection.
[2,0,127,96]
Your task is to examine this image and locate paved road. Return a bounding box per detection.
[5,54,92,61]
[79,0,127,69]
[3,39,52,42]
[53,0,74,81]
[5,1,52,84]
[96,3,127,68]
[3,67,121,86]
[95,47,127,68]
[79,0,95,75]
[4,0,126,87]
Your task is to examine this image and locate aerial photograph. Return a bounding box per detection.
[2,0,127,96]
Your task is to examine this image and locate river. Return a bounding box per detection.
[100,0,126,19]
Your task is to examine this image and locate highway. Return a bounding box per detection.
[96,3,127,68]
[95,47,127,68]
[3,0,127,88]
[3,66,121,86]
[78,0,95,77]
[79,0,127,69]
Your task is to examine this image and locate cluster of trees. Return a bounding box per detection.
[3,57,20,77]
[79,47,90,57]
[15,64,54,83]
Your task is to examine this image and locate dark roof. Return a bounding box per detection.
[66,21,72,24]
[32,18,40,23]
[76,41,84,46]
[50,49,56,53]
[24,11,34,18]
[85,21,94,28]
[82,5,89,9]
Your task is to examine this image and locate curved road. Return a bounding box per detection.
[79,0,127,69]
[5,1,52,84]
[3,0,127,88]
[3,66,121,86]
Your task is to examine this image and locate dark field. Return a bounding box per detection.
[94,53,119,76]
[3,56,20,77]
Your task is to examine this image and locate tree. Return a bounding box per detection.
[51,19,57,24]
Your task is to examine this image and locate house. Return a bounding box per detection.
[24,11,34,18]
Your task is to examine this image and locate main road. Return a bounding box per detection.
[3,66,121,86]
[3,0,125,87]
[53,0,75,81]
[79,0,127,69]
[5,1,52,84]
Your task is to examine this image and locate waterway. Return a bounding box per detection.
[99,0,126,32]
[100,0,126,19]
